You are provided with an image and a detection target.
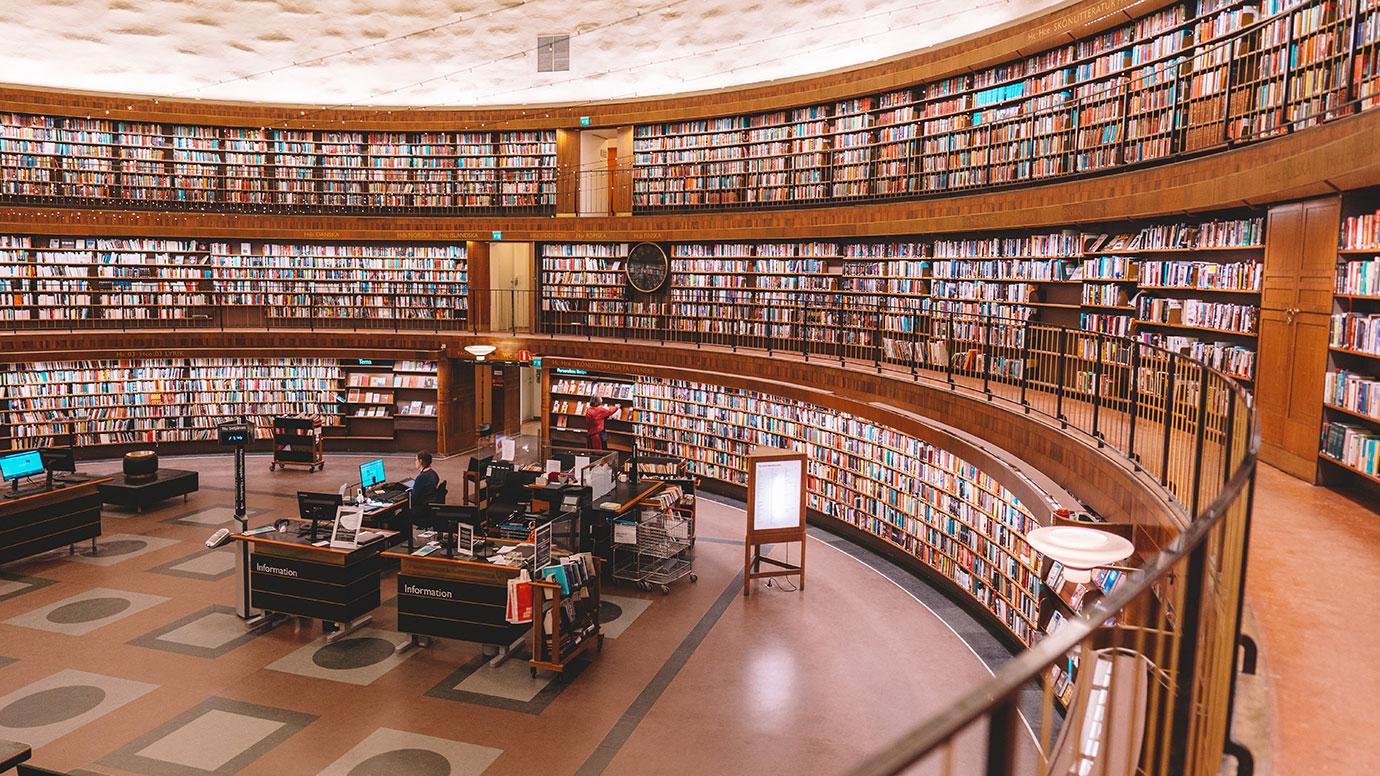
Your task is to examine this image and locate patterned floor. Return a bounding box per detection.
[0,452,1001,775]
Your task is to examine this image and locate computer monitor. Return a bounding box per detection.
[1,450,45,494]
[360,458,386,490]
[39,447,76,475]
[298,491,343,540]
[468,455,492,474]
[431,504,483,558]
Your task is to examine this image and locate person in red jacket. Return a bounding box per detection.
[584,395,619,450]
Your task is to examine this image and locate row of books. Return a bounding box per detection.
[0,358,344,444]
[1331,311,1380,354]
[1324,369,1380,419]
[1137,332,1257,379]
[631,1,1355,208]
[1136,297,1258,334]
[1344,209,1380,250]
[1321,420,1380,475]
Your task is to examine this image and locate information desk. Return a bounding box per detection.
[0,478,109,566]
[384,543,532,655]
[234,523,397,639]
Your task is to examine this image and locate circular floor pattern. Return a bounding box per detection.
[0,685,106,728]
[346,748,450,776]
[82,539,148,557]
[312,637,396,670]
[46,597,132,624]
[599,600,624,623]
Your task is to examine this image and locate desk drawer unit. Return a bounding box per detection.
[249,547,381,623]
[0,488,103,566]
[396,573,529,645]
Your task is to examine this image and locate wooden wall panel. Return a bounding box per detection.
[466,241,491,330]
[1258,197,1340,480]
[555,129,580,217]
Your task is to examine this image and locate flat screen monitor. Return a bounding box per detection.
[469,455,492,473]
[433,504,481,530]
[0,451,44,482]
[298,491,343,523]
[39,447,76,474]
[360,458,386,489]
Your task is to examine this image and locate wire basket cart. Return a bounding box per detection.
[612,492,696,594]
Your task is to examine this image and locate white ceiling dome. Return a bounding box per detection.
[0,0,1064,107]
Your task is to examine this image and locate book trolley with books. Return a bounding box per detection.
[270,414,325,472]
[610,483,697,594]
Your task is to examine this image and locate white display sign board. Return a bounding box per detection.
[330,505,366,550]
[752,458,803,531]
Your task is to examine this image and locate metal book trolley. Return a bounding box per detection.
[612,482,697,594]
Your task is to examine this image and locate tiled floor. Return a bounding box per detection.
[0,452,1004,775]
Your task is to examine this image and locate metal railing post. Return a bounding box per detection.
[1128,341,1141,464]
[985,697,1019,776]
[1019,319,1031,411]
[944,315,954,386]
[982,312,992,395]
[1189,372,1211,516]
[1166,542,1211,776]
[1054,328,1068,426]
[1091,332,1104,445]
[1162,363,1178,482]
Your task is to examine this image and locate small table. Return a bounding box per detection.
[98,469,199,513]
[0,739,32,772]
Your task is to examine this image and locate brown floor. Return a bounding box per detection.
[0,452,1001,775]
[1246,465,1380,776]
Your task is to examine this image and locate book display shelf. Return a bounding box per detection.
[1322,188,1380,482]
[545,371,638,452]
[536,213,1265,389]
[631,0,1378,212]
[0,234,467,328]
[543,370,1043,646]
[0,116,556,214]
[540,243,631,331]
[0,357,442,458]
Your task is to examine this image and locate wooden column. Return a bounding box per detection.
[613,126,634,216]
[492,364,523,436]
[436,353,477,456]
[1257,196,1340,480]
[467,240,490,331]
[556,128,581,217]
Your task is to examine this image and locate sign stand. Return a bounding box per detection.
[744,446,807,597]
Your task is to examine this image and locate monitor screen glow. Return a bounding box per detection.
[359,458,386,489]
[0,450,45,482]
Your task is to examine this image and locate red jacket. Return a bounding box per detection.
[584,404,619,435]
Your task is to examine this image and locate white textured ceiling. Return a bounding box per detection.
[0,0,1063,107]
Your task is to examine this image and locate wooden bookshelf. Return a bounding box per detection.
[1322,189,1380,484]
[536,214,1265,387]
[544,370,638,453]
[627,0,1377,213]
[0,356,445,457]
[0,234,467,328]
[543,372,1045,645]
[0,117,556,214]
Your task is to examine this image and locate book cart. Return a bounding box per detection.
[611,484,697,594]
[270,415,325,471]
[529,558,604,677]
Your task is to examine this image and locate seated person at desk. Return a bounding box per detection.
[410,451,440,519]
[584,396,619,451]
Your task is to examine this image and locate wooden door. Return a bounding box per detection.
[1257,197,1340,480]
